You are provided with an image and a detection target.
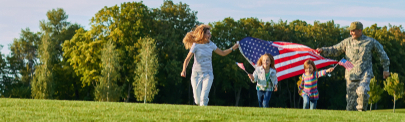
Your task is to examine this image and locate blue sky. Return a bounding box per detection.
[1,0,404,55]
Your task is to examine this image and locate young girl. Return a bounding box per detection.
[248,53,278,108]
[298,60,334,110]
[180,24,239,106]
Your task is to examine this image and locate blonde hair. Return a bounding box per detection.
[304,60,317,74]
[256,53,275,69]
[182,24,211,49]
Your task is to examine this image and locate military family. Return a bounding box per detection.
[181,21,390,112]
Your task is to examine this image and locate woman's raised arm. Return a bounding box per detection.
[214,43,239,56]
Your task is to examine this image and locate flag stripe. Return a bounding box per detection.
[278,48,314,54]
[275,55,317,68]
[273,42,310,47]
[273,42,315,53]
[275,57,336,72]
[277,61,336,81]
[274,52,322,65]
[276,59,337,77]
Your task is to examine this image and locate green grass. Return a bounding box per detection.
[372,108,405,113]
[1,98,404,121]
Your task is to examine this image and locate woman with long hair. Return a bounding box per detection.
[180,24,239,106]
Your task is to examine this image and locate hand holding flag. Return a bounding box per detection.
[236,62,255,82]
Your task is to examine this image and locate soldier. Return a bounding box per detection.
[316,21,390,111]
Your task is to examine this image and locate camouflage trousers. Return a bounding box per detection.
[346,77,371,111]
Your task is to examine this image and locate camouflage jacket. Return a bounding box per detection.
[321,35,390,80]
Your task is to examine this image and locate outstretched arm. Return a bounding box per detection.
[214,43,239,56]
[180,52,194,77]
[316,68,334,78]
[372,39,390,79]
[317,39,347,57]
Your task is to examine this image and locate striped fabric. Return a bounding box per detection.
[238,37,337,81]
[299,70,327,100]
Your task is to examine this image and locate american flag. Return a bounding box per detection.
[337,59,354,71]
[236,62,246,71]
[238,37,338,81]
[236,62,249,74]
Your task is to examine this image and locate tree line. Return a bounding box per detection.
[1,0,404,110]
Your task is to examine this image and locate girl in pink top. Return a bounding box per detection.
[298,60,334,109]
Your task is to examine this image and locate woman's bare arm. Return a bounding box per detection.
[180,52,194,77]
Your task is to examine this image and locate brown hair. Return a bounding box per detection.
[304,60,317,74]
[182,24,211,49]
[256,53,276,69]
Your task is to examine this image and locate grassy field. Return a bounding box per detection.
[372,108,405,114]
[1,98,404,121]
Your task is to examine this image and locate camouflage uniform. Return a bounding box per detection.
[321,34,390,111]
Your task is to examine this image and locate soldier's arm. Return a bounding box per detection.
[373,39,390,72]
[321,40,347,57]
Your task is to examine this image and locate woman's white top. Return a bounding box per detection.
[190,41,218,73]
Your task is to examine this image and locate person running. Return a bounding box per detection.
[180,24,239,106]
[298,60,334,110]
[248,53,278,108]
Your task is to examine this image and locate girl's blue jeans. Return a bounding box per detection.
[302,95,317,109]
[257,90,272,107]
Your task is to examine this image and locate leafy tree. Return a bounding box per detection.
[209,17,255,106]
[3,0,405,109]
[151,0,200,104]
[95,40,122,102]
[9,28,41,84]
[368,77,384,111]
[0,45,5,96]
[384,73,405,113]
[64,2,154,101]
[36,8,84,100]
[3,28,41,98]
[63,28,103,86]
[133,37,159,103]
[40,8,70,58]
[31,33,56,99]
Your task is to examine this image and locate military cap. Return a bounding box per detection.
[347,21,363,30]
